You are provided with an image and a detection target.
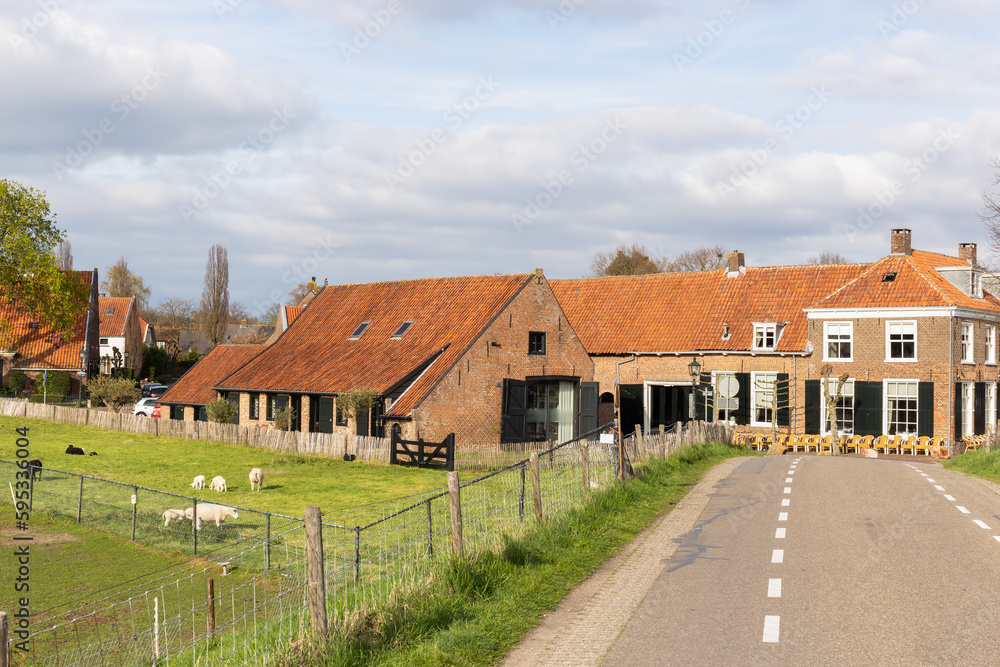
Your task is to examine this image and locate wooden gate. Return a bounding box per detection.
[390,432,455,471]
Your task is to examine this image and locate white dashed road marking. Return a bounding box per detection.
[778,512,788,521]
[781,499,790,506]
[772,549,784,563]
[927,478,936,483]
[762,616,780,643]
[974,520,991,529]
[775,528,786,538]
[785,478,793,483]
[768,579,782,598]
[958,506,971,514]
[935,485,945,491]
[784,487,792,494]
[945,495,956,501]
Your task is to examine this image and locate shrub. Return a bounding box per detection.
[206,397,238,424]
[273,405,296,431]
[87,375,140,412]
[42,370,72,398]
[8,370,27,395]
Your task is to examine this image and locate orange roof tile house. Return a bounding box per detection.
[157,344,263,421]
[98,296,145,377]
[212,270,595,445]
[0,270,100,397]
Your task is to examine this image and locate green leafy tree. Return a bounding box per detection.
[0,180,89,347]
[87,374,139,412]
[207,397,239,424]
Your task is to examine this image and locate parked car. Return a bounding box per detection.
[142,383,168,397]
[132,397,160,417]
[147,385,169,399]
[151,402,162,419]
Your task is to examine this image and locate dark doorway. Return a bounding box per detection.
[311,396,334,433]
[648,385,690,432]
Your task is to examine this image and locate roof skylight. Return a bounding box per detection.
[349,322,370,340]
[391,321,414,339]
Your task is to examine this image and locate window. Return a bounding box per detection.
[105,307,115,315]
[972,271,982,298]
[886,321,916,361]
[988,383,997,433]
[248,392,259,420]
[821,378,854,435]
[349,322,370,340]
[335,397,348,426]
[525,380,574,442]
[713,372,738,422]
[885,380,918,436]
[752,372,777,426]
[99,338,109,345]
[987,327,996,365]
[753,324,777,350]
[824,322,852,361]
[961,322,973,363]
[961,382,974,437]
[266,394,288,421]
[391,321,414,339]
[528,331,546,355]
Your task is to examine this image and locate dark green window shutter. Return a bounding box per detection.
[917,382,934,438]
[804,379,820,434]
[501,379,526,442]
[579,382,599,436]
[954,383,963,441]
[975,382,986,435]
[735,373,751,425]
[855,381,884,437]
[776,373,789,427]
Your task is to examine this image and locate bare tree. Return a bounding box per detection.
[229,301,254,324]
[820,364,849,456]
[288,282,314,305]
[663,244,728,272]
[262,302,282,327]
[808,251,851,265]
[101,256,151,313]
[57,239,73,270]
[151,298,196,347]
[200,244,230,347]
[589,243,668,277]
[981,157,1000,263]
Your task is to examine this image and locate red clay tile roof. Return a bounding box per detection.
[216,274,533,416]
[0,271,94,370]
[551,264,869,355]
[159,344,264,406]
[811,250,1000,311]
[284,306,304,327]
[98,297,133,336]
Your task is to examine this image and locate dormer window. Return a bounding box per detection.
[971,270,982,298]
[105,307,115,315]
[391,321,414,339]
[349,322,370,340]
[882,272,897,282]
[753,323,778,350]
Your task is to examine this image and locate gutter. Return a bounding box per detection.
[624,349,812,357]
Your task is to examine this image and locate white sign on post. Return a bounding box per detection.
[599,433,615,444]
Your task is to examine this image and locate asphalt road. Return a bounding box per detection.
[602,456,1000,666]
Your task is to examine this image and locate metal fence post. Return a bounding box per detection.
[265,514,271,570]
[447,471,463,559]
[580,444,590,491]
[207,577,216,639]
[304,506,327,638]
[354,527,361,582]
[131,487,137,542]
[426,499,434,558]
[192,498,198,556]
[519,463,525,522]
[76,475,83,525]
[530,452,543,522]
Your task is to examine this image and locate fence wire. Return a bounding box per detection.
[2,420,734,665]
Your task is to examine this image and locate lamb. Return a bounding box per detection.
[191,475,206,490]
[188,503,239,530]
[209,476,227,492]
[249,468,264,491]
[162,509,191,526]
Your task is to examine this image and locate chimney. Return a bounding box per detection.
[307,276,317,292]
[727,251,745,276]
[533,268,544,283]
[959,242,978,266]
[890,228,912,255]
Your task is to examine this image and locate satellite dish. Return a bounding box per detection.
[717,375,739,399]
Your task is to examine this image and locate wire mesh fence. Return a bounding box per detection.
[2,420,736,665]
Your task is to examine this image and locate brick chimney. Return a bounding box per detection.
[727,251,745,276]
[307,276,317,292]
[959,242,977,266]
[890,228,912,255]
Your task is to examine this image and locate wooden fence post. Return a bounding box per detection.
[304,506,327,638]
[529,452,543,522]
[447,471,463,559]
[207,578,216,638]
[580,444,590,491]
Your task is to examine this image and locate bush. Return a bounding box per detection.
[206,397,238,424]
[273,405,296,431]
[42,370,72,398]
[87,375,140,412]
[8,370,27,395]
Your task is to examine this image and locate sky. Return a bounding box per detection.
[3,0,1000,316]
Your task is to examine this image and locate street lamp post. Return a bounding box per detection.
[688,357,702,426]
[78,348,86,407]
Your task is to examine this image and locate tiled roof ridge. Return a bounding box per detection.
[331,272,536,289]
[905,250,959,305]
[552,261,873,285]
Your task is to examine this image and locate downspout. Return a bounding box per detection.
[615,354,637,480]
[948,314,954,457]
[792,355,797,435]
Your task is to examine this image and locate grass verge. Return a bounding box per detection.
[276,442,745,667]
[943,447,1000,483]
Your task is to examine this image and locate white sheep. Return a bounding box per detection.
[188,503,239,530]
[249,468,264,491]
[191,475,206,490]
[209,476,227,492]
[162,509,190,526]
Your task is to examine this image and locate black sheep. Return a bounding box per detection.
[65,445,85,455]
[27,459,42,480]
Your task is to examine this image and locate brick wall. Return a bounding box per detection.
[413,274,594,445]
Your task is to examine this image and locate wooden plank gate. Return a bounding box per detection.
[390,432,455,471]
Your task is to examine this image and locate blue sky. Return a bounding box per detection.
[3,0,1000,316]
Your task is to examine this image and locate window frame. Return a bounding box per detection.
[883,379,919,437]
[335,397,349,426]
[390,321,414,339]
[885,320,917,362]
[712,371,738,423]
[528,331,547,356]
[349,322,370,340]
[987,326,996,365]
[961,322,974,364]
[961,381,974,437]
[820,377,854,436]
[988,382,997,433]
[750,371,778,427]
[823,321,853,362]
[248,392,259,420]
[752,323,777,351]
